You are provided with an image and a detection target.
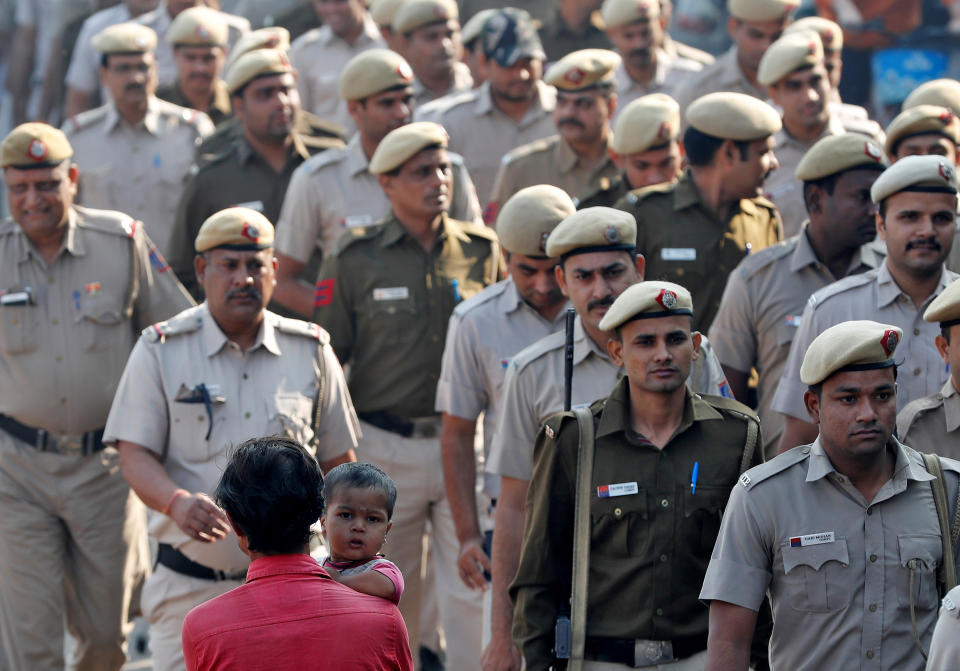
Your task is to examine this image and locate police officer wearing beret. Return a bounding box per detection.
[0,123,193,669]
[512,281,761,670]
[703,320,960,671]
[104,207,360,671]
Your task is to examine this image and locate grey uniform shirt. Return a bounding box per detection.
[103,303,360,573]
[700,438,960,671]
[275,134,482,261]
[898,379,960,461]
[708,228,880,455]
[412,61,474,108]
[772,262,956,422]
[610,52,702,117]
[485,314,732,481]
[435,277,569,498]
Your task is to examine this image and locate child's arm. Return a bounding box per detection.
[329,568,397,599]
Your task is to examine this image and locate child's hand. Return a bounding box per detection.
[324,566,343,582]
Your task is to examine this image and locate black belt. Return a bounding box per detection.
[358,411,440,438]
[584,634,706,668]
[156,543,247,582]
[0,414,104,455]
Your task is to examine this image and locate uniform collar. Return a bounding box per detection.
[211,79,233,117]
[775,114,846,150]
[236,129,310,165]
[106,95,162,134]
[942,378,960,433]
[875,260,952,309]
[805,436,934,485]
[789,225,880,275]
[496,276,571,322]
[672,169,703,211]
[15,208,86,262]
[246,554,329,583]
[344,134,369,177]
[573,314,611,365]
[475,80,556,121]
[378,212,469,248]
[595,377,723,439]
[201,302,282,357]
[555,136,579,174]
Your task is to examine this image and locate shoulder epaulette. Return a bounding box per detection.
[511,330,566,374]
[434,89,481,117]
[940,585,960,619]
[142,306,204,343]
[74,206,142,240]
[735,237,797,278]
[806,270,875,308]
[299,134,346,152]
[750,195,778,211]
[455,218,499,241]
[898,393,945,436]
[300,111,347,142]
[61,106,108,134]
[623,181,674,206]
[452,281,508,318]
[274,315,331,345]
[698,393,759,421]
[501,136,555,165]
[305,145,350,174]
[737,444,810,490]
[331,222,385,256]
[540,409,577,440]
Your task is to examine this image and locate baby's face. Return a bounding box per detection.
[321,487,392,562]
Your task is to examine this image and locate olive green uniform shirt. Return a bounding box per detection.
[195,110,346,160]
[538,8,612,62]
[898,379,960,461]
[511,377,761,670]
[577,173,630,209]
[156,79,233,128]
[315,213,501,418]
[614,168,782,333]
[272,1,321,41]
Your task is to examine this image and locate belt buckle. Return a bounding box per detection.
[56,435,85,457]
[634,639,675,667]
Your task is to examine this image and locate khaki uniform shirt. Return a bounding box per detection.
[927,584,960,671]
[673,46,766,114]
[102,303,360,573]
[0,206,193,435]
[708,228,880,455]
[486,315,733,481]
[63,96,215,258]
[662,34,715,66]
[435,277,569,498]
[412,61,474,108]
[898,379,960,461]
[771,262,957,422]
[538,8,611,62]
[615,168,783,333]
[416,80,556,207]
[611,53,703,117]
[512,378,761,670]
[488,134,619,211]
[156,78,233,127]
[315,213,501,418]
[701,438,960,671]
[291,15,385,135]
[275,134,482,262]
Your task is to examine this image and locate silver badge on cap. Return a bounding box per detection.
[241,222,260,241]
[657,289,677,309]
[604,224,620,243]
[881,329,898,356]
[26,139,47,161]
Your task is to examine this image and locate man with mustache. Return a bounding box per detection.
[758,31,882,237]
[773,155,959,454]
[486,207,732,671]
[313,122,502,669]
[488,49,621,208]
[512,280,761,670]
[710,133,887,458]
[156,6,232,126]
[104,206,360,671]
[62,22,214,259]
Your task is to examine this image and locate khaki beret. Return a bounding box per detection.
[870,154,958,203]
[461,8,497,46]
[612,93,680,155]
[545,207,637,260]
[601,0,660,30]
[166,6,228,47]
[92,22,157,54]
[1,122,73,169]
[727,0,798,22]
[599,281,693,331]
[226,48,293,94]
[393,0,459,34]
[225,27,290,70]
[369,121,448,174]
[195,207,275,252]
[800,320,902,385]
[686,92,781,140]
[884,104,960,155]
[544,49,621,91]
[785,16,843,51]
[371,0,406,28]
[757,30,823,86]
[795,132,887,181]
[924,278,960,326]
[496,185,576,257]
[903,79,960,117]
[340,49,414,101]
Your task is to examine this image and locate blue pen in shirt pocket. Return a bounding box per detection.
[690,461,699,495]
[451,278,461,302]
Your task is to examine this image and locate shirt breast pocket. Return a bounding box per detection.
[657,248,706,285]
[780,539,851,612]
[0,304,37,354]
[77,292,126,352]
[267,392,315,446]
[367,295,418,342]
[590,493,647,559]
[897,534,941,610]
[168,395,224,462]
[683,486,729,555]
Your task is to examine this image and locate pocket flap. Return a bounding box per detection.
[782,539,849,574]
[898,534,940,570]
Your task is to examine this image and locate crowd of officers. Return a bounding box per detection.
[4,0,960,670]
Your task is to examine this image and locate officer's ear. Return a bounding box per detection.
[936,334,951,365]
[607,330,624,365]
[554,262,570,297]
[690,330,701,359]
[803,388,822,425]
[194,252,208,284]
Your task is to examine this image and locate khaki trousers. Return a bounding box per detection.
[582,649,708,671]
[358,420,484,670]
[0,434,149,671]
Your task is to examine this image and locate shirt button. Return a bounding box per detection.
[866,650,874,659]
[51,318,58,325]
[614,507,622,517]
[60,397,67,405]
[869,603,878,612]
[242,373,248,380]
[655,608,663,616]
[914,368,921,376]
[48,275,55,283]
[244,411,251,419]
[198,416,204,422]
[55,355,62,362]
[870,554,878,562]
[660,499,669,508]
[660,554,668,563]
[867,508,873,515]
[676,268,685,277]
[432,335,439,343]
[914,328,921,336]
[836,475,845,483]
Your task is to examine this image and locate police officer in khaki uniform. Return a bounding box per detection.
[772,156,959,454]
[273,49,483,317]
[538,0,612,62]
[927,582,960,670]
[487,208,734,671]
[415,7,556,209]
[513,281,761,670]
[104,207,360,671]
[579,93,683,208]
[898,278,960,459]
[156,6,233,126]
[63,22,215,259]
[0,123,193,670]
[673,0,796,114]
[710,133,887,457]
[489,49,621,209]
[905,79,960,117]
[313,122,501,668]
[168,48,345,298]
[885,104,960,166]
[615,91,783,333]
[759,31,883,237]
[702,320,960,671]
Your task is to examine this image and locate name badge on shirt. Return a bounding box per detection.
[785,315,802,328]
[661,248,697,261]
[343,214,374,228]
[373,287,410,301]
[789,531,835,547]
[232,200,264,212]
[597,482,639,498]
[0,287,34,306]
